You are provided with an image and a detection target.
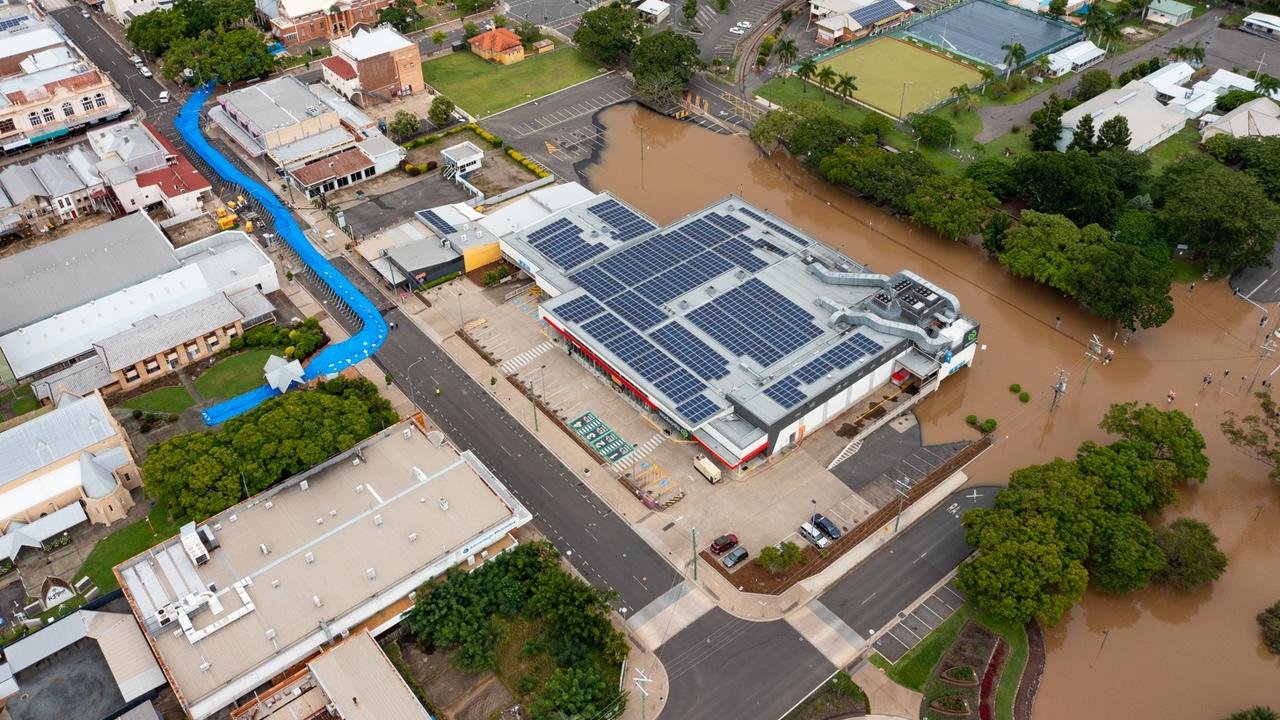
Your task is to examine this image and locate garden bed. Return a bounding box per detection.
[782,671,868,720]
[920,620,999,720]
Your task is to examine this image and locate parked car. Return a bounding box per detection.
[139,67,153,78]
[721,546,749,568]
[812,514,841,541]
[729,26,745,35]
[80,9,90,17]
[798,521,830,549]
[129,55,143,66]
[710,534,739,555]
[158,90,170,103]
[737,20,752,28]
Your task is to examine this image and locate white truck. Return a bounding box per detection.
[693,455,721,484]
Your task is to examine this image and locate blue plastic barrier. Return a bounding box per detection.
[175,83,388,426]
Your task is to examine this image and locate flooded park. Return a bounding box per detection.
[583,103,1280,719]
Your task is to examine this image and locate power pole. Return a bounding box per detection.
[1049,368,1068,412]
[1249,336,1276,393]
[691,527,698,581]
[892,477,911,532]
[1081,334,1102,385]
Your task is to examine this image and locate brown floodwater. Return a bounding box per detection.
[582,104,1280,719]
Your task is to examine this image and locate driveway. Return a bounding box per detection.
[341,173,472,237]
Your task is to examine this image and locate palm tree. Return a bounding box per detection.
[835,72,858,103]
[1168,44,1190,61]
[776,39,799,70]
[978,65,996,94]
[1033,54,1052,78]
[1083,6,1111,41]
[796,57,817,92]
[1257,73,1280,96]
[1190,42,1205,65]
[816,65,837,95]
[950,83,975,111]
[1000,41,1026,80]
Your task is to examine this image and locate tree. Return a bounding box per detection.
[1215,88,1263,112]
[982,210,1011,255]
[1028,96,1066,151]
[1111,207,1165,259]
[999,211,1085,293]
[788,114,857,159]
[815,65,837,94]
[162,28,274,85]
[631,30,700,102]
[1222,391,1280,482]
[1001,41,1026,79]
[1239,136,1280,202]
[1069,232,1174,330]
[390,109,421,140]
[1094,115,1132,151]
[1154,155,1280,273]
[1013,150,1124,227]
[377,0,418,32]
[174,0,254,33]
[858,112,893,141]
[905,176,996,241]
[999,458,1103,562]
[910,113,955,148]
[957,509,1089,625]
[1076,440,1177,516]
[455,0,493,13]
[431,29,448,48]
[1100,401,1209,483]
[818,141,937,209]
[573,4,642,65]
[1259,601,1280,654]
[796,57,817,92]
[1087,512,1164,593]
[1068,112,1096,153]
[682,0,697,24]
[834,72,858,102]
[1093,147,1148,197]
[1048,0,1066,15]
[515,19,542,48]
[965,158,1015,199]
[1226,708,1279,720]
[1152,518,1228,590]
[428,96,455,127]
[126,8,188,55]
[757,541,805,573]
[775,38,798,68]
[1076,69,1112,101]
[1257,73,1280,96]
[462,20,480,39]
[531,665,609,720]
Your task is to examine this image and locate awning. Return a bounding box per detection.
[0,503,89,561]
[897,348,940,379]
[28,127,69,144]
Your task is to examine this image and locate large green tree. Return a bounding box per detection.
[632,30,700,88]
[1225,708,1279,720]
[573,4,643,65]
[998,211,1090,294]
[162,28,274,85]
[1154,155,1280,272]
[1259,600,1280,654]
[1076,440,1177,516]
[998,458,1102,562]
[174,0,254,33]
[377,0,419,32]
[957,509,1089,625]
[1067,113,1096,153]
[531,665,609,720]
[1028,95,1067,151]
[818,140,936,209]
[905,176,996,241]
[1069,233,1174,330]
[1096,116,1133,152]
[1100,401,1209,483]
[787,114,857,159]
[1013,150,1124,228]
[1076,69,1112,101]
[964,158,1014,199]
[1093,147,1149,198]
[1238,136,1280,202]
[1152,517,1228,590]
[1222,391,1280,482]
[126,8,188,55]
[1087,512,1165,593]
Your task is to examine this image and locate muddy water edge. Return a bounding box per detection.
[580,104,1280,719]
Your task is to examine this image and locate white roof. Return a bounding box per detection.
[0,25,62,62]
[1144,61,1195,96]
[332,26,412,60]
[277,0,333,18]
[0,392,116,488]
[479,182,597,238]
[637,0,669,14]
[1202,97,1280,139]
[1047,40,1103,74]
[1244,12,1280,32]
[441,140,484,163]
[2,608,165,698]
[0,503,87,561]
[308,631,432,720]
[263,355,304,392]
[1062,81,1189,151]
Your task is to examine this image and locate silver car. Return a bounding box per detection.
[721,546,749,568]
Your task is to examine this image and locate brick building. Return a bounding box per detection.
[321,25,423,107]
[264,0,397,46]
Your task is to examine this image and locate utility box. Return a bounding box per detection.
[693,455,721,484]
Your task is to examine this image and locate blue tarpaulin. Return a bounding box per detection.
[175,84,387,426]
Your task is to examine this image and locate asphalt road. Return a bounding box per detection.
[52,9,177,121]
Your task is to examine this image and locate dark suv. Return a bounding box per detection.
[710,534,739,555]
[812,514,841,540]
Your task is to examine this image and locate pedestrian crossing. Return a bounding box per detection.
[612,433,665,472]
[502,340,555,374]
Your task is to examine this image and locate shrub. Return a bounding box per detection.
[406,164,421,176]
[979,418,997,433]
[1259,600,1280,654]
[167,413,178,423]
[229,336,245,350]
[132,409,143,420]
[757,541,805,573]
[1009,383,1021,393]
[966,414,978,425]
[1019,392,1031,403]
[426,160,438,171]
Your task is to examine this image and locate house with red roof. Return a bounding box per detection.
[468,27,525,64]
[86,120,212,222]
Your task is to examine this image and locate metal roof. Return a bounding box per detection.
[0,391,116,488]
[94,293,242,372]
[332,26,413,61]
[308,631,432,720]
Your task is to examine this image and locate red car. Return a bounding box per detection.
[710,534,739,555]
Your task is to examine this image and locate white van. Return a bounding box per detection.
[799,522,830,549]
[693,455,721,484]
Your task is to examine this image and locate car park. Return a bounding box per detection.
[812,514,841,540]
[798,522,830,549]
[710,534,739,555]
[721,546,749,568]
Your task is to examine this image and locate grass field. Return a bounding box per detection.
[421,48,604,118]
[76,499,184,592]
[817,37,983,118]
[122,386,194,414]
[195,349,275,399]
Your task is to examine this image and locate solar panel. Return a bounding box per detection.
[762,219,811,246]
[850,0,907,28]
[571,266,625,300]
[631,349,681,383]
[586,198,656,241]
[675,218,730,248]
[582,313,629,342]
[794,356,834,384]
[528,217,575,243]
[418,209,456,236]
[737,207,766,223]
[602,327,655,363]
[764,376,807,409]
[650,322,730,380]
[822,339,865,370]
[704,213,749,234]
[709,282,822,358]
[636,251,733,305]
[677,393,722,425]
[605,291,667,330]
[715,237,769,273]
[554,295,605,323]
[526,220,608,271]
[654,368,705,403]
[687,304,784,366]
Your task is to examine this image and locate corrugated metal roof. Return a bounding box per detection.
[308,631,432,720]
[0,392,116,487]
[95,293,242,372]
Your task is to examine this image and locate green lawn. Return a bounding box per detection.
[76,499,185,592]
[422,48,605,118]
[818,37,983,118]
[122,386,194,414]
[1144,123,1203,175]
[1172,257,1208,283]
[871,604,1029,720]
[195,349,276,400]
[0,383,41,419]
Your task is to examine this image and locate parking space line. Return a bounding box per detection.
[915,602,944,623]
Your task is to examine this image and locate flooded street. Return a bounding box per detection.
[582,104,1280,718]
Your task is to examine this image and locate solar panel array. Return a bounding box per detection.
[419,209,457,237]
[586,198,657,241]
[526,217,608,271]
[687,279,823,367]
[651,322,730,380]
[850,0,907,27]
[763,332,888,409]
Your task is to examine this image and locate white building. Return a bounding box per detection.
[637,0,670,23]
[1242,11,1280,40]
[87,120,212,222]
[441,140,484,177]
[1045,40,1104,77]
[1201,97,1280,140]
[104,0,174,22]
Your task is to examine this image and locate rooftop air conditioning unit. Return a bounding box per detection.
[439,498,449,511]
[366,568,376,580]
[304,552,315,564]
[300,480,309,491]
[408,532,418,542]
[264,501,273,510]
[355,484,364,493]
[402,428,412,440]
[265,628,276,641]
[259,543,269,555]
[373,514,383,526]
[352,458,361,466]
[313,595,323,607]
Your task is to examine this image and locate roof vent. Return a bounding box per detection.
[403,428,413,440]
[271,579,280,588]
[439,497,449,511]
[200,660,212,673]
[304,552,315,564]
[313,595,323,607]
[366,567,376,580]
[265,628,276,641]
[355,484,364,493]
[316,517,324,526]
[264,501,273,510]
[408,532,418,542]
[229,514,237,523]
[352,458,361,466]
[259,543,269,555]
[300,480,309,491]
[329,509,337,517]
[373,514,383,526]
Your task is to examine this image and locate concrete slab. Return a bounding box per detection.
[853,663,923,720]
[786,599,866,668]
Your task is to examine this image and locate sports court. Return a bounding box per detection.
[817,36,983,118]
[902,0,1082,67]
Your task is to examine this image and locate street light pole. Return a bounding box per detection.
[691,527,698,581]
[893,478,910,532]
[406,357,427,403]
[898,81,913,124]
